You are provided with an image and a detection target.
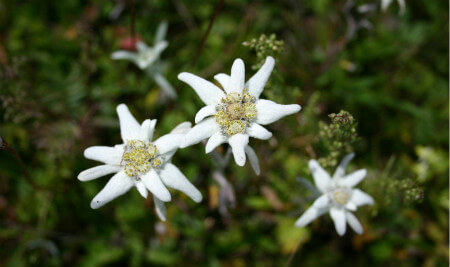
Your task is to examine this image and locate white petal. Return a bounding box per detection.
[135,180,148,198]
[228,133,249,166]
[245,146,260,175]
[170,121,192,134]
[345,202,357,211]
[346,211,363,234]
[350,189,374,206]
[255,99,301,125]
[205,132,226,153]
[153,72,177,99]
[332,153,355,180]
[117,104,141,141]
[246,123,272,140]
[340,169,367,188]
[153,40,168,55]
[136,41,148,52]
[295,206,328,228]
[111,50,137,61]
[180,118,217,148]
[90,171,134,209]
[159,163,202,202]
[155,21,168,44]
[78,165,121,181]
[195,105,216,123]
[141,169,171,202]
[246,56,275,98]
[154,133,184,155]
[329,207,347,236]
[312,194,329,208]
[84,146,124,165]
[214,73,230,91]
[153,196,167,221]
[308,160,331,193]
[227,58,245,94]
[178,72,225,105]
[139,119,157,141]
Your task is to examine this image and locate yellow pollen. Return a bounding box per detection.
[122,140,161,177]
[333,190,349,205]
[215,92,257,136]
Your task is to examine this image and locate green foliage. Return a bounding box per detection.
[0,0,448,266]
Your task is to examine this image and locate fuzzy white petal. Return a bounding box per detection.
[159,163,202,202]
[214,73,230,92]
[205,132,227,153]
[180,118,217,148]
[312,194,330,209]
[246,56,275,98]
[153,196,167,221]
[329,207,347,236]
[141,169,171,202]
[170,121,192,134]
[90,171,134,209]
[153,72,177,99]
[78,165,121,181]
[255,99,301,125]
[228,133,249,166]
[135,180,148,198]
[155,21,168,44]
[346,211,363,234]
[117,104,141,141]
[154,133,184,155]
[295,206,328,227]
[84,146,124,165]
[195,105,216,123]
[350,189,374,206]
[340,169,367,188]
[308,160,331,193]
[111,51,137,61]
[227,58,245,94]
[245,146,260,175]
[246,123,272,140]
[345,202,357,211]
[139,119,157,141]
[332,153,355,180]
[178,72,225,105]
[153,40,168,55]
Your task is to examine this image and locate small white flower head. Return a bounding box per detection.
[381,0,405,14]
[77,104,202,221]
[295,153,374,236]
[111,21,168,70]
[177,57,301,174]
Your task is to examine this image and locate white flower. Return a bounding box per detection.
[381,0,405,14]
[77,104,202,221]
[177,57,301,174]
[111,21,176,99]
[295,154,374,236]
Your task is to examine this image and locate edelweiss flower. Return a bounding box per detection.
[381,0,405,14]
[77,104,202,221]
[111,21,176,98]
[295,154,374,235]
[178,57,301,174]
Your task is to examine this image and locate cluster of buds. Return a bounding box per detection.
[214,91,257,136]
[122,140,161,178]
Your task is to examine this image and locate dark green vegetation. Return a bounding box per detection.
[0,0,448,266]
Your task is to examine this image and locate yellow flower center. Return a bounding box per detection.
[122,140,161,177]
[331,189,350,205]
[215,90,257,136]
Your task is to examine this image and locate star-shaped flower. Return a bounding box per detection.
[295,154,374,235]
[111,21,176,99]
[177,57,301,174]
[77,104,202,221]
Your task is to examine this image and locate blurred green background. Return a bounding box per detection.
[0,0,448,266]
